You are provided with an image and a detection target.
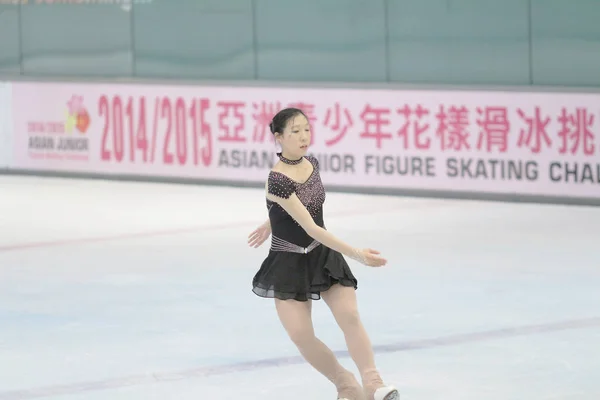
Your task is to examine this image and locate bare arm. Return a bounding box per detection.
[266,191,386,267]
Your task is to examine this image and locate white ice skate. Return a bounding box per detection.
[373,385,399,400]
[338,385,399,400]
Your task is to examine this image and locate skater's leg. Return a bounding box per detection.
[322,285,396,400]
[275,298,363,399]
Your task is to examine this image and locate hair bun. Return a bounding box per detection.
[268,121,275,133]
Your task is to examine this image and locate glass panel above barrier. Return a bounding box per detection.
[133,0,255,80]
[0,5,21,75]
[254,0,387,82]
[387,0,531,85]
[19,3,133,77]
[531,0,600,87]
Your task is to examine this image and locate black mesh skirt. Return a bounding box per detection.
[252,244,358,302]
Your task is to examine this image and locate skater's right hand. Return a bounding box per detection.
[247,221,271,248]
[356,248,388,267]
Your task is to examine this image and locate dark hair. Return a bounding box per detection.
[269,107,308,136]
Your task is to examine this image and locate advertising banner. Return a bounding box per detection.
[0,82,10,169]
[10,81,600,199]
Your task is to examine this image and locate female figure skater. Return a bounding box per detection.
[248,107,399,400]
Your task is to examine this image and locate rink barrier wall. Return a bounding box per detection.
[0,82,10,171]
[2,78,600,207]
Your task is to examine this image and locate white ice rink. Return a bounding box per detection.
[0,175,599,400]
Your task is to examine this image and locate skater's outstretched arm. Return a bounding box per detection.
[266,191,387,267]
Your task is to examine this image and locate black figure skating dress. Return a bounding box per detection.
[252,155,358,302]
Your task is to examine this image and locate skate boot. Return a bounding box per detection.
[373,386,399,400]
[361,369,399,400]
[334,369,364,400]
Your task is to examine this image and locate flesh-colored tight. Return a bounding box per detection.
[275,284,385,400]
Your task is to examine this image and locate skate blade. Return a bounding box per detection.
[382,389,399,400]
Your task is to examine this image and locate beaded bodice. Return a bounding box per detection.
[266,156,326,247]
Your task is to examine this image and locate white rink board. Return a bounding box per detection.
[0,82,10,169]
[6,80,600,202]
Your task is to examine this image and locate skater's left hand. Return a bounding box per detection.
[248,221,271,248]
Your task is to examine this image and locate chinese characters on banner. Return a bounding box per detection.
[9,82,600,199]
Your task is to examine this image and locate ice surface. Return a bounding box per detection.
[0,175,599,399]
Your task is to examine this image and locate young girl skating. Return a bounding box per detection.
[249,108,399,400]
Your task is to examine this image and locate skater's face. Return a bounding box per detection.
[276,113,311,158]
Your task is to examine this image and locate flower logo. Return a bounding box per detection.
[65,95,91,134]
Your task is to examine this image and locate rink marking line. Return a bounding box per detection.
[0,317,599,399]
[0,200,452,253]
[0,220,258,252]
[0,205,404,253]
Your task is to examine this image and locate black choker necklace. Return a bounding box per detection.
[277,152,303,165]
